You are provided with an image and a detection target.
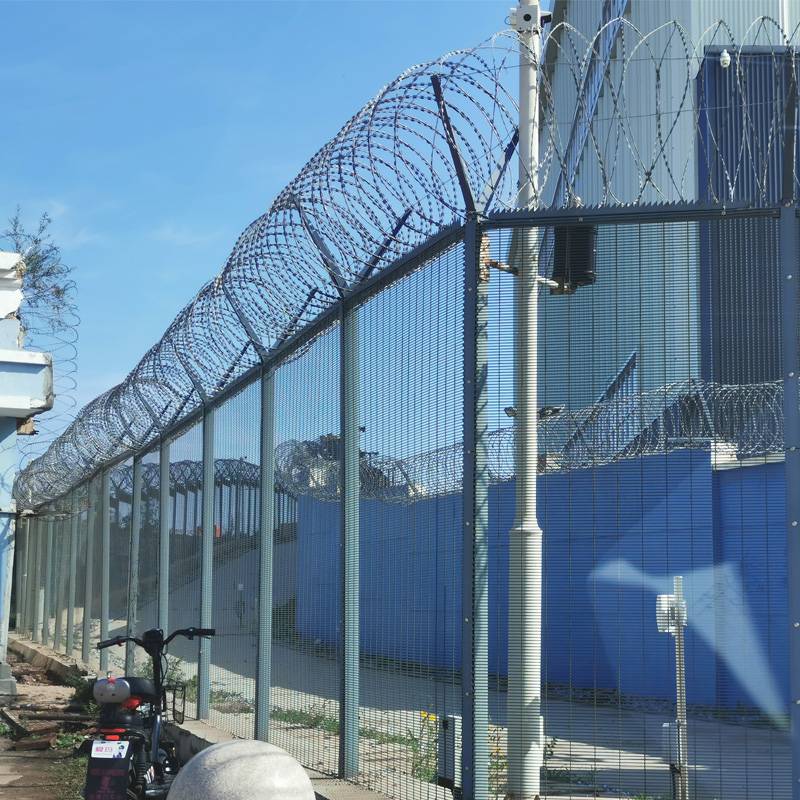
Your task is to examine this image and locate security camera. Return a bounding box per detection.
[720,49,731,69]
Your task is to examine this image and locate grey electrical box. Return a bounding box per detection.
[437,714,462,793]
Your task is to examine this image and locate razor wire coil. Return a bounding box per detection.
[14,16,800,509]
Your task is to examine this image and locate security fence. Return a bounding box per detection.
[10,15,800,800]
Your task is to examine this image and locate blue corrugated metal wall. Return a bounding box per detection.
[293,450,788,712]
[714,462,789,714]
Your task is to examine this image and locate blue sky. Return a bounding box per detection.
[0,0,507,418]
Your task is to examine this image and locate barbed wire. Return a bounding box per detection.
[274,380,784,503]
[14,16,799,509]
[40,379,783,511]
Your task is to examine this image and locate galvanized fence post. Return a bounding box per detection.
[255,368,275,741]
[159,439,170,633]
[31,516,45,643]
[83,482,96,664]
[781,205,800,800]
[42,515,54,646]
[19,517,28,636]
[198,407,215,720]
[16,516,28,635]
[126,458,143,674]
[25,517,34,637]
[100,470,111,671]
[53,515,64,652]
[66,490,78,657]
[28,517,37,638]
[30,518,41,642]
[462,216,489,800]
[339,302,360,779]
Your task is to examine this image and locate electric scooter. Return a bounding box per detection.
[84,627,215,800]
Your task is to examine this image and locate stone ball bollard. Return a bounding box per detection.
[169,740,316,800]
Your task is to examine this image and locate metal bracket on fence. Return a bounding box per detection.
[290,193,347,297]
[431,74,476,214]
[357,209,412,283]
[476,128,519,215]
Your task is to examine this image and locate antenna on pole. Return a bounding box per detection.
[657,576,690,800]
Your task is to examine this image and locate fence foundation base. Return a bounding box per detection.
[0,661,16,695]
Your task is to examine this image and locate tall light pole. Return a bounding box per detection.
[507,2,544,799]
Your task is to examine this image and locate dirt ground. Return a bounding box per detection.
[0,651,76,800]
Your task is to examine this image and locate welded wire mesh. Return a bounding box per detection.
[14,517,29,637]
[132,448,160,670]
[33,512,46,643]
[85,477,103,672]
[484,217,789,800]
[344,242,464,800]
[37,515,49,644]
[52,512,68,652]
[27,519,39,641]
[270,325,340,773]
[106,460,132,672]
[43,510,56,646]
[209,379,261,738]
[166,425,203,709]
[71,485,87,658]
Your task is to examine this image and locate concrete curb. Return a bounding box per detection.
[8,635,86,684]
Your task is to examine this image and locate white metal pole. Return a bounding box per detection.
[508,3,544,799]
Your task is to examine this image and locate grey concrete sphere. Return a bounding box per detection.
[169,740,316,800]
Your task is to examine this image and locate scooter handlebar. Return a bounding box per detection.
[97,635,129,650]
[164,627,216,645]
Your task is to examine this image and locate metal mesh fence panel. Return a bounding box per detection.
[37,515,48,643]
[27,517,40,640]
[483,217,789,800]
[107,460,133,672]
[209,378,261,737]
[86,477,103,672]
[44,508,56,647]
[270,324,340,773]
[347,243,465,799]
[14,517,28,637]
[167,423,203,710]
[133,447,161,670]
[9,209,796,800]
[53,508,68,652]
[72,484,88,658]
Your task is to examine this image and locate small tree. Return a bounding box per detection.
[3,210,75,336]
